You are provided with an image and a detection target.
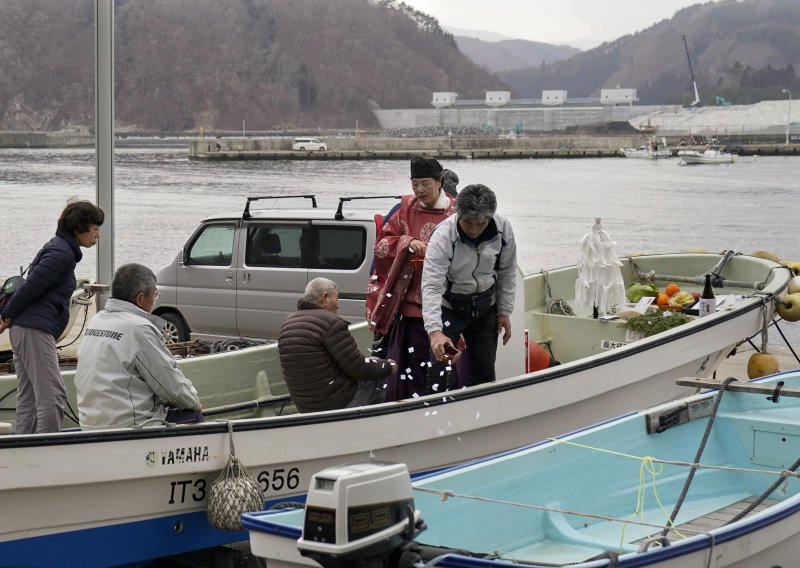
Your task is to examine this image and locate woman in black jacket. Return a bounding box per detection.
[0,200,104,433]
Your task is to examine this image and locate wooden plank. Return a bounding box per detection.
[675,377,800,398]
[634,498,779,544]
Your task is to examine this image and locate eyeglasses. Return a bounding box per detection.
[153,290,160,300]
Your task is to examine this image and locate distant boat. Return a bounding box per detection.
[620,137,672,159]
[244,371,800,568]
[679,141,736,165]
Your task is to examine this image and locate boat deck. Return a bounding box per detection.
[655,497,778,541]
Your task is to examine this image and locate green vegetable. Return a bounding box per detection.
[625,308,693,337]
[626,283,659,303]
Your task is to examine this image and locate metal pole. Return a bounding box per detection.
[95,0,115,309]
[783,89,792,145]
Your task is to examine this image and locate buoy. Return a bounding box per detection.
[786,261,800,276]
[777,293,800,322]
[528,342,552,372]
[751,250,781,262]
[747,352,779,379]
[789,275,800,294]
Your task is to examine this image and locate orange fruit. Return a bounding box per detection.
[665,283,680,297]
[656,293,670,307]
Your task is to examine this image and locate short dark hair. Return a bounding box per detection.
[111,263,157,303]
[57,200,105,236]
[456,184,497,221]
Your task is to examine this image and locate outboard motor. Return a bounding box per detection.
[297,462,426,568]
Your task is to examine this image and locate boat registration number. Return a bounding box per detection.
[167,466,302,504]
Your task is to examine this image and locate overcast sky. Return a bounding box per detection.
[400,0,716,49]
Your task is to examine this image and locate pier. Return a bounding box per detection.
[188,136,799,161]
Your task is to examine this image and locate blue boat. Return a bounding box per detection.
[244,371,800,568]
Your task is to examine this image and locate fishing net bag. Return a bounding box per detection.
[207,423,264,531]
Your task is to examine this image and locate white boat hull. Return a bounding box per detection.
[245,373,800,568]
[0,253,791,566]
[679,150,737,164]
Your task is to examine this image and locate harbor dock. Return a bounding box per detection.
[188,136,800,161]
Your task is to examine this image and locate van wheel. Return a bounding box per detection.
[161,312,189,344]
[298,146,306,151]
[318,147,325,151]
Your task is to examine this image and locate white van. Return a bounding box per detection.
[292,137,327,151]
[154,195,388,342]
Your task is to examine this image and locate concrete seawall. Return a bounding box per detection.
[189,135,641,161]
[0,131,94,148]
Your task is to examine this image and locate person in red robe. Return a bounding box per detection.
[366,157,456,401]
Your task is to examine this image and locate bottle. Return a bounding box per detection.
[698,274,716,317]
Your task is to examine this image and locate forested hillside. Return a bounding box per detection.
[454,36,580,73]
[498,0,800,105]
[0,0,502,131]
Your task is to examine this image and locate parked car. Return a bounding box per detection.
[292,137,327,151]
[154,195,390,343]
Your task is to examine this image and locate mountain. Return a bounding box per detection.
[454,36,581,73]
[497,0,800,105]
[0,0,504,132]
[445,26,512,43]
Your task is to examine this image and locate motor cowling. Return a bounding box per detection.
[298,462,425,568]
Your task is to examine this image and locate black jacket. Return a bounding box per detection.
[1,232,81,338]
[278,299,392,413]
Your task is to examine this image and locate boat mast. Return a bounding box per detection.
[95,0,115,308]
[682,35,701,107]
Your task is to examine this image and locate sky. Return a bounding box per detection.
[399,0,716,49]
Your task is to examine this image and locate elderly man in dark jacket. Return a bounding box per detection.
[279,278,397,413]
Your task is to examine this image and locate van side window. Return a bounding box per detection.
[310,225,366,270]
[246,224,304,267]
[186,224,235,266]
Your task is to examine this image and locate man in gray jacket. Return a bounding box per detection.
[75,263,202,430]
[422,184,517,390]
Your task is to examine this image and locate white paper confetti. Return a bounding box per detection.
[427,362,433,367]
[475,411,481,420]
[444,320,451,327]
[408,347,415,353]
[432,411,438,416]
[386,293,392,298]
[420,361,426,367]
[425,411,431,417]
[412,393,420,398]
[405,367,412,374]
[432,383,439,391]
[439,371,445,376]
[400,374,406,380]
[457,436,462,442]
[382,384,387,389]
[445,365,452,371]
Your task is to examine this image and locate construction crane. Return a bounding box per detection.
[682,35,701,107]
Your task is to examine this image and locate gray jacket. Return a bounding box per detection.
[421,214,517,333]
[75,298,201,430]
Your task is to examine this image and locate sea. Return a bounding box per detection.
[1,145,799,345]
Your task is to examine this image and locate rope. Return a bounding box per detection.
[547,438,800,479]
[759,301,769,354]
[660,377,737,537]
[412,486,700,535]
[726,457,800,524]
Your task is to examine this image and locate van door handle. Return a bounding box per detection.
[225,271,234,287]
[241,272,250,284]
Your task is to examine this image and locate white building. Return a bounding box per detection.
[431,92,458,108]
[600,88,638,106]
[542,90,567,106]
[485,91,511,107]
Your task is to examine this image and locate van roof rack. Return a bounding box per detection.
[335,196,402,220]
[243,195,317,218]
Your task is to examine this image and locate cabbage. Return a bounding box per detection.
[626,283,659,303]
